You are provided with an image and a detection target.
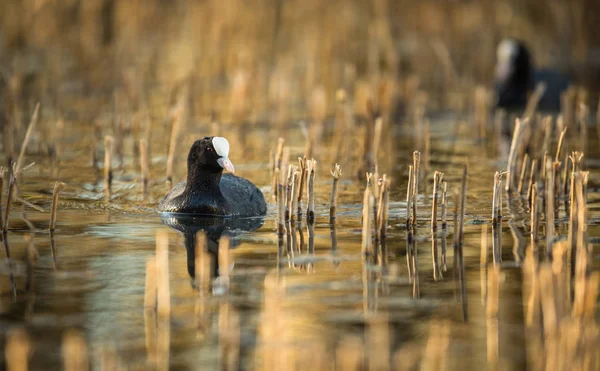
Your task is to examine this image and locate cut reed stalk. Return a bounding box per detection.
[406,165,413,226]
[526,159,537,203]
[104,136,114,201]
[140,138,149,200]
[361,178,374,258]
[276,174,284,236]
[457,164,468,245]
[155,230,171,317]
[412,151,421,226]
[555,127,567,163]
[15,103,40,181]
[431,171,443,231]
[285,165,295,221]
[306,160,316,224]
[517,154,529,194]
[291,170,300,223]
[492,171,502,225]
[506,118,526,193]
[441,181,448,229]
[562,154,570,208]
[377,175,390,266]
[329,164,342,223]
[530,183,540,247]
[523,82,546,120]
[49,182,66,232]
[218,235,231,289]
[545,160,555,258]
[144,256,157,311]
[3,167,16,232]
[297,157,307,219]
[0,168,4,229]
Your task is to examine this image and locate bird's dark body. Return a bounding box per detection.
[158,174,267,216]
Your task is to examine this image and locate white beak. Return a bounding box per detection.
[217,157,235,173]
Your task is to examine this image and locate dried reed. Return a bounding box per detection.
[329,164,342,223]
[306,159,316,224]
[15,103,40,181]
[104,136,114,201]
[49,182,66,232]
[140,138,149,200]
[412,151,421,226]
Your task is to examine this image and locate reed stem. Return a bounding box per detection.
[104,136,114,201]
[329,164,342,223]
[50,182,66,232]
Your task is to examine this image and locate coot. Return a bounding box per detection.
[494,38,569,111]
[158,137,267,216]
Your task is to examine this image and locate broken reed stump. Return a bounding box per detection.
[329,164,342,223]
[406,165,413,226]
[517,154,529,194]
[140,138,149,200]
[284,165,296,221]
[441,181,448,229]
[276,170,285,236]
[15,103,40,183]
[306,159,316,224]
[412,151,421,226]
[527,159,538,202]
[555,127,567,163]
[50,182,66,232]
[297,157,307,220]
[3,166,16,233]
[0,168,4,230]
[376,175,390,266]
[456,164,468,320]
[492,171,503,225]
[523,82,546,120]
[290,169,300,223]
[506,118,526,193]
[104,136,114,201]
[545,159,556,259]
[431,171,443,231]
[361,174,374,258]
[530,182,541,248]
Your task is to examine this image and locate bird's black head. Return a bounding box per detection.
[187,136,235,174]
[495,38,533,108]
[495,38,532,87]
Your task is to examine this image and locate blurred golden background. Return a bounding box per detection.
[1,0,599,124]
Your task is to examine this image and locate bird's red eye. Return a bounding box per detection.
[206,147,213,152]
